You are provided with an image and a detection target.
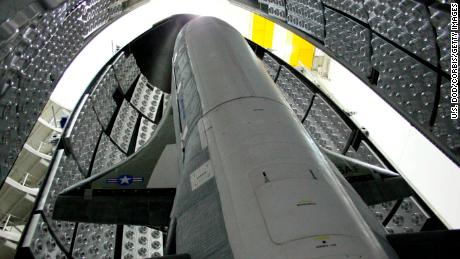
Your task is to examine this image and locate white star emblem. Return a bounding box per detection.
[119,176,130,184]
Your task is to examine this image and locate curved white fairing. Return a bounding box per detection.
[171,16,398,259]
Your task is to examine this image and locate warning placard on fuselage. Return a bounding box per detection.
[190,161,214,191]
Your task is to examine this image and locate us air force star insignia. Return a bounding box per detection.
[106,175,144,186]
[119,175,130,185]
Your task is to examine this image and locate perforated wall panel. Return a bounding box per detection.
[90,67,119,130]
[112,53,141,94]
[276,67,314,120]
[135,117,157,152]
[322,0,368,23]
[0,0,129,179]
[368,200,397,223]
[233,0,457,165]
[21,214,67,259]
[364,0,438,65]
[130,74,163,121]
[110,100,139,153]
[324,8,371,77]
[286,0,324,40]
[41,155,83,252]
[80,0,123,38]
[72,223,116,259]
[122,225,163,259]
[268,0,287,21]
[386,197,430,234]
[92,133,126,175]
[371,34,436,126]
[262,53,280,80]
[303,96,352,153]
[67,98,102,173]
[429,4,451,74]
[433,80,460,158]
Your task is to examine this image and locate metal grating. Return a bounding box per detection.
[122,225,163,258]
[91,133,127,176]
[67,98,102,173]
[72,223,116,259]
[371,34,437,126]
[110,100,139,153]
[0,0,128,180]
[368,200,397,223]
[303,96,352,153]
[386,196,430,234]
[112,53,141,94]
[276,66,314,120]
[324,8,372,78]
[80,0,124,38]
[262,53,280,80]
[322,0,368,23]
[286,0,324,40]
[364,0,438,65]
[20,214,67,259]
[40,155,83,252]
[90,67,119,130]
[233,0,457,165]
[267,0,287,21]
